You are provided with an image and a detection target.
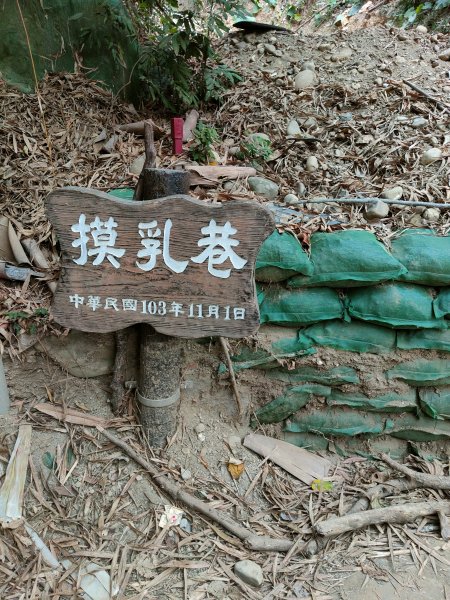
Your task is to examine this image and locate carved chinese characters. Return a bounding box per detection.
[46,188,275,337]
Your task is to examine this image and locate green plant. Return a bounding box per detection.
[189,122,220,163]
[395,0,450,26]
[237,135,273,162]
[136,0,245,109]
[4,308,49,335]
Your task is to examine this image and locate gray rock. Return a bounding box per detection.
[294,70,316,90]
[365,200,389,220]
[297,181,306,196]
[421,148,442,165]
[302,60,315,71]
[195,423,206,434]
[412,117,427,128]
[287,119,301,136]
[234,560,263,588]
[416,25,427,33]
[181,468,192,481]
[129,153,145,175]
[439,48,450,61]
[299,116,317,128]
[284,193,299,204]
[305,156,319,172]
[398,30,408,41]
[409,213,424,227]
[248,176,279,199]
[422,207,440,222]
[228,146,240,157]
[375,77,383,85]
[40,330,115,378]
[331,46,353,62]
[264,43,282,57]
[381,186,403,201]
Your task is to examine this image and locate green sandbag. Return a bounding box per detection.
[387,359,450,386]
[419,388,450,420]
[390,414,450,441]
[255,385,331,424]
[392,229,450,286]
[285,409,388,436]
[347,283,447,329]
[266,365,359,385]
[259,286,344,325]
[287,230,406,288]
[397,329,450,352]
[285,410,450,441]
[218,326,314,373]
[108,188,135,200]
[434,288,450,319]
[298,320,396,354]
[327,390,417,413]
[255,231,313,283]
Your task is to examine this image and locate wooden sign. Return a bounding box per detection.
[46,187,275,338]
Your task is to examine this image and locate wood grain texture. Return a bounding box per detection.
[46,187,274,338]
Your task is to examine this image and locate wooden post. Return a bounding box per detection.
[136,121,190,448]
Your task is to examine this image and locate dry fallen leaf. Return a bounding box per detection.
[227,457,244,479]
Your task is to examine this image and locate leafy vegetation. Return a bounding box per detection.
[395,0,450,27]
[237,135,273,162]
[4,308,49,335]
[136,0,245,110]
[189,122,220,163]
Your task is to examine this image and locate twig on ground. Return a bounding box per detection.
[402,79,450,114]
[315,501,450,537]
[296,198,450,209]
[219,336,244,419]
[97,426,294,552]
[380,453,450,491]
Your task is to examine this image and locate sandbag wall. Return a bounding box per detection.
[228,228,450,454]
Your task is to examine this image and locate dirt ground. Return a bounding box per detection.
[1,337,449,599]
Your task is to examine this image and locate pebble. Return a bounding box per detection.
[195,423,206,434]
[375,77,383,85]
[302,60,315,71]
[180,468,192,481]
[248,176,279,200]
[365,200,390,220]
[284,193,299,204]
[381,186,403,201]
[331,46,353,62]
[234,560,263,588]
[228,146,240,157]
[297,181,306,196]
[264,43,282,57]
[409,213,424,227]
[305,156,319,172]
[395,56,406,64]
[299,116,317,128]
[339,113,353,122]
[421,148,442,165]
[294,69,316,90]
[412,117,427,128]
[439,49,450,61]
[422,207,440,222]
[416,25,427,33]
[287,119,301,136]
[398,30,408,41]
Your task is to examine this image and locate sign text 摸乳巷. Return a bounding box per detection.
[46,188,274,338]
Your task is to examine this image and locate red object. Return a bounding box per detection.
[171,117,184,155]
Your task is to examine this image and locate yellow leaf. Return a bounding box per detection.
[227,461,244,480]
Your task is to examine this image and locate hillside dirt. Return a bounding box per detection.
[0,14,450,600]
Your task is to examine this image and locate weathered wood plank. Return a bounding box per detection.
[46,187,274,338]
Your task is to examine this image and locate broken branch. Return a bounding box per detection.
[315,501,450,537]
[97,426,294,552]
[380,453,450,490]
